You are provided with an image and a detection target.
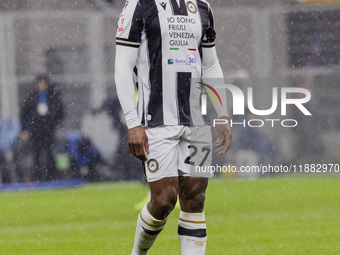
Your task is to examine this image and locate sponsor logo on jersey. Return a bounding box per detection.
[168,54,197,68]
[147,159,159,173]
[186,1,197,14]
[186,53,197,68]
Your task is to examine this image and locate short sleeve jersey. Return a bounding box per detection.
[116,0,216,127]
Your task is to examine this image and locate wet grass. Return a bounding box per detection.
[0,178,339,254]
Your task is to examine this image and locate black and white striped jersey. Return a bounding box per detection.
[116,0,217,127]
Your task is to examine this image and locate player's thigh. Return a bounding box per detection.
[178,125,213,178]
[144,126,181,182]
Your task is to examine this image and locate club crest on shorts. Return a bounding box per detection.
[147,159,159,173]
[186,1,197,14]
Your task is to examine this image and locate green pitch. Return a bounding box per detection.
[1,178,339,254]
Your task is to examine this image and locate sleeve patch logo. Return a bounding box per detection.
[118,17,125,32]
[147,159,159,173]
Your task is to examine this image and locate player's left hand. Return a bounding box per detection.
[214,116,232,155]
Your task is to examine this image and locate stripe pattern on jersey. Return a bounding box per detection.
[116,0,217,127]
[145,1,164,125]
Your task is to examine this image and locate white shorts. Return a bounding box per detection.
[144,125,213,182]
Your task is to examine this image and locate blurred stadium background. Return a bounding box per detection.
[0,0,339,183]
[0,0,339,182]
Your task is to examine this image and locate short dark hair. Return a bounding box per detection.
[35,74,51,85]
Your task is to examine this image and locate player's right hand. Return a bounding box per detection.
[128,125,149,161]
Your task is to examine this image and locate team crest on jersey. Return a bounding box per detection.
[147,159,159,173]
[186,1,197,14]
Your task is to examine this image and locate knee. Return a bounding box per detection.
[180,190,206,212]
[151,187,177,218]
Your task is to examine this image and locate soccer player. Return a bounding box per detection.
[115,0,231,254]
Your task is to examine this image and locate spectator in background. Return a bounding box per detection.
[12,135,34,182]
[69,136,104,181]
[0,119,20,183]
[309,39,326,67]
[20,74,65,181]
